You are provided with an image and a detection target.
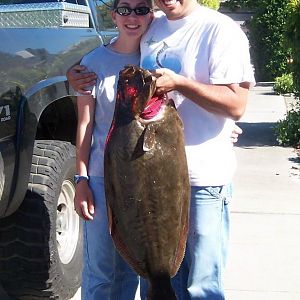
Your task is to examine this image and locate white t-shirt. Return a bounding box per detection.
[140,5,255,186]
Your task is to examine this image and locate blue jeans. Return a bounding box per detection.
[81,176,139,300]
[140,184,232,300]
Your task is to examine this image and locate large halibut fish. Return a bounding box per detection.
[104,65,190,300]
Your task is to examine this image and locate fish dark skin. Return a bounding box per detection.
[104,65,190,300]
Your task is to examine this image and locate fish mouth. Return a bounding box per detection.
[139,94,167,120]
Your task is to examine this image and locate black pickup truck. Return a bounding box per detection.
[0,1,116,299]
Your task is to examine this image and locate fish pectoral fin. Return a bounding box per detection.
[143,125,156,152]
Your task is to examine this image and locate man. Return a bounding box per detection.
[138,1,255,299]
[67,1,255,299]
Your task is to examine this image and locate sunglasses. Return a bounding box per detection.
[114,6,152,16]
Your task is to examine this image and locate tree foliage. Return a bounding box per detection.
[223,0,292,82]
[248,0,292,81]
[285,0,300,96]
[222,0,258,10]
[198,0,220,10]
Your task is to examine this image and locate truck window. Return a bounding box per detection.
[94,0,115,31]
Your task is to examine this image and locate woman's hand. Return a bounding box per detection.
[66,65,97,95]
[74,181,95,220]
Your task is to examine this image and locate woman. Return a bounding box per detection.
[74,1,154,299]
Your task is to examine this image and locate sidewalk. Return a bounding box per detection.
[224,84,300,300]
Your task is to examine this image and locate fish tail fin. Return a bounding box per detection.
[147,273,177,300]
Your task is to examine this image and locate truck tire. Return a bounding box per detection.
[0,140,82,299]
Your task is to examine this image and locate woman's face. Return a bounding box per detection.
[111,0,153,40]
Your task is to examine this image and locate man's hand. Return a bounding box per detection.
[74,181,95,220]
[66,65,97,95]
[152,68,181,94]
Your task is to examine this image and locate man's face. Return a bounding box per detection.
[154,0,195,20]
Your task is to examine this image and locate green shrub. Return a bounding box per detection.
[273,73,294,95]
[275,108,300,146]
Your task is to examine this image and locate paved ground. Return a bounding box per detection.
[224,84,300,300]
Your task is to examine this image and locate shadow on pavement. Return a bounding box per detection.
[236,122,278,147]
[260,91,277,96]
[236,122,300,171]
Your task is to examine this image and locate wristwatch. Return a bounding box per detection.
[74,175,89,184]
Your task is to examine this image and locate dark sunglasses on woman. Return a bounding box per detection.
[114,6,152,16]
